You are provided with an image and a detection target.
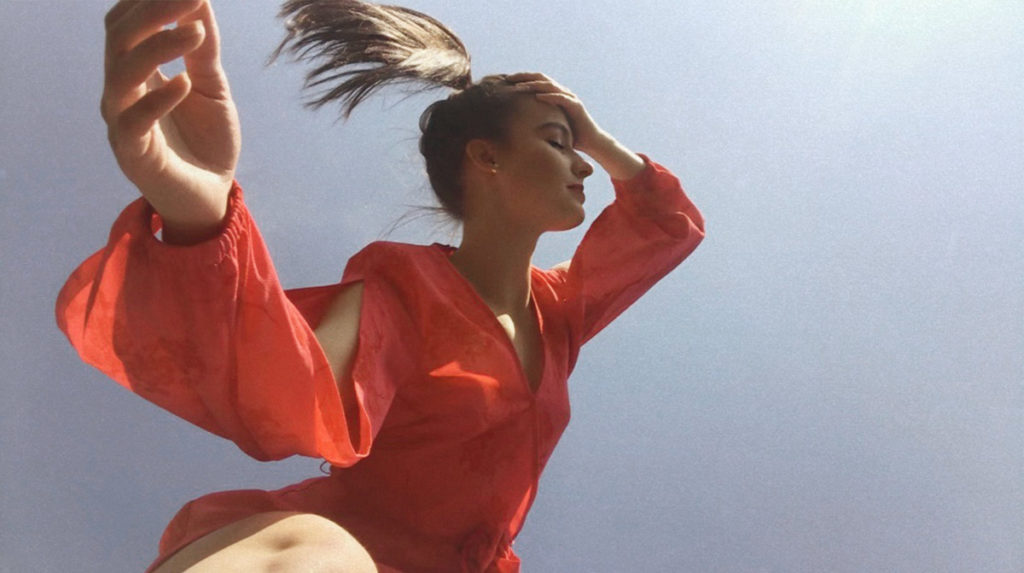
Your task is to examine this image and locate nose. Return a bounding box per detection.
[572,152,594,180]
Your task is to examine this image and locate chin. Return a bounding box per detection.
[550,209,586,232]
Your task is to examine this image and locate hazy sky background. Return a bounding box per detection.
[2,1,1021,571]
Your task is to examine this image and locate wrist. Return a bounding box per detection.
[583,131,645,180]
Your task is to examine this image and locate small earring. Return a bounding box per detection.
[490,163,498,175]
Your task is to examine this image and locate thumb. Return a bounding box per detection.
[146,69,170,91]
[181,1,230,98]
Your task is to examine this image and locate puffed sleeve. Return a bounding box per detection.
[542,154,705,348]
[55,183,413,466]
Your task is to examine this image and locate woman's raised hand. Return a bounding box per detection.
[507,72,645,180]
[506,72,604,152]
[101,0,241,243]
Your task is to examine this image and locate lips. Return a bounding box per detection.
[567,184,585,202]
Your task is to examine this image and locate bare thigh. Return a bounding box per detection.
[153,511,378,573]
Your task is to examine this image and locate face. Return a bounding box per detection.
[490,96,594,232]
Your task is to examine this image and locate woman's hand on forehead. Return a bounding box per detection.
[505,72,604,154]
[505,72,645,181]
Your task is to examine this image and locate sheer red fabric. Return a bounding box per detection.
[56,156,704,572]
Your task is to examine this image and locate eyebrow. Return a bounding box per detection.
[537,122,574,145]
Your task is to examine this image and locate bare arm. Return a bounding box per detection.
[314,282,365,386]
[101,0,241,244]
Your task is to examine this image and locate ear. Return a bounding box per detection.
[464,138,499,174]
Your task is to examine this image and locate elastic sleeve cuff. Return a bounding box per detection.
[132,181,249,267]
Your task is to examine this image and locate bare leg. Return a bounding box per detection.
[153,511,377,573]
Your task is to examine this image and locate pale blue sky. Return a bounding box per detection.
[2,1,1021,571]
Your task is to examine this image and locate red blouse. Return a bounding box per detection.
[56,155,704,572]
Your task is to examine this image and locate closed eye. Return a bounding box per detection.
[548,140,565,150]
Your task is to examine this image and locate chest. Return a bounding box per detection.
[377,280,571,450]
[493,309,544,393]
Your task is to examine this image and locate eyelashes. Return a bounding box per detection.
[547,140,566,150]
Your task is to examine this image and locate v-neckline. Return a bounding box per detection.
[431,243,547,396]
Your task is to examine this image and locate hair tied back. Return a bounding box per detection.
[271,0,473,118]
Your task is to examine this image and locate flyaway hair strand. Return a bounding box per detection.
[271,0,473,118]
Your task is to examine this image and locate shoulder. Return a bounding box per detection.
[350,240,436,260]
[530,263,574,305]
[343,240,446,285]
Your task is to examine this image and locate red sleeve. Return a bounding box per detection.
[541,154,705,348]
[54,183,407,466]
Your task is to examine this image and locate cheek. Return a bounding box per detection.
[501,141,567,196]
[523,148,566,180]
[508,155,550,187]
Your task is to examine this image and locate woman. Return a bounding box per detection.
[57,0,704,571]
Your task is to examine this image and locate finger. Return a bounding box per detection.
[534,92,582,111]
[106,21,205,106]
[105,0,203,57]
[147,68,169,91]
[113,73,191,146]
[103,0,204,121]
[505,72,552,83]
[534,93,586,135]
[511,81,576,97]
[181,1,230,98]
[103,0,138,31]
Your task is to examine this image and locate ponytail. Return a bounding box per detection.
[272,1,523,222]
[272,0,473,118]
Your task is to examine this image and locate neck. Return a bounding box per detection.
[447,218,539,315]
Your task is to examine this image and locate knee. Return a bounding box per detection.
[265,513,377,573]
